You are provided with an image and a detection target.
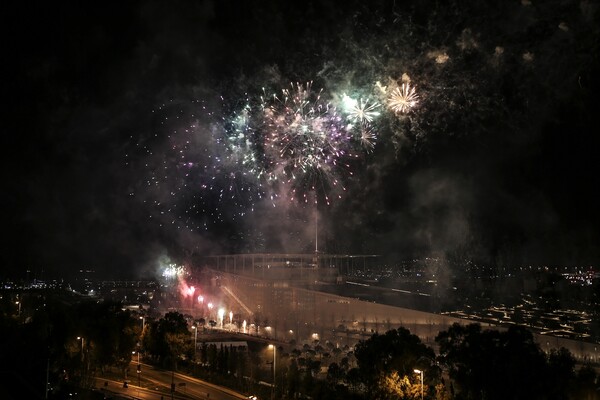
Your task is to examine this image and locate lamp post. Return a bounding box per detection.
[77,337,85,362]
[192,325,198,361]
[268,344,276,399]
[139,316,145,354]
[77,337,85,381]
[414,369,423,400]
[133,351,141,387]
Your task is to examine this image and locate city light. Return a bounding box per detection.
[414,369,424,400]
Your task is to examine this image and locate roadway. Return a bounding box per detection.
[92,362,249,400]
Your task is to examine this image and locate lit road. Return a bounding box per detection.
[93,362,248,400]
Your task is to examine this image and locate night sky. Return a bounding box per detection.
[3,0,600,279]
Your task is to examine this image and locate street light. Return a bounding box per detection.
[192,325,198,360]
[77,337,86,380]
[414,369,424,400]
[268,344,277,398]
[139,316,145,333]
[133,351,141,387]
[77,337,85,361]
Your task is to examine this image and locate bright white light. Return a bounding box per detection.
[218,308,225,328]
[342,94,358,111]
[162,263,184,278]
[341,94,381,124]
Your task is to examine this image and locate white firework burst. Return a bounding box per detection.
[387,83,419,113]
[358,126,377,152]
[342,94,381,124]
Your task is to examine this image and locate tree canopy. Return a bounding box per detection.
[435,323,580,400]
[354,326,439,398]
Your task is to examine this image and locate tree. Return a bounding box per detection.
[327,362,345,385]
[545,347,576,399]
[571,365,600,400]
[143,311,190,369]
[434,382,452,400]
[287,358,301,397]
[79,301,137,375]
[354,327,436,393]
[380,371,423,400]
[207,344,218,371]
[436,323,553,400]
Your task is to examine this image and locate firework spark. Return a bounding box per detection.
[358,126,377,152]
[137,99,268,231]
[253,82,358,205]
[341,94,381,124]
[387,82,419,113]
[136,77,418,232]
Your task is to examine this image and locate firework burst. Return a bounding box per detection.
[134,99,269,232]
[252,82,359,205]
[387,82,419,113]
[134,76,420,233]
[358,125,377,152]
[341,94,381,124]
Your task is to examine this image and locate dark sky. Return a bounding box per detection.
[3,0,600,279]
